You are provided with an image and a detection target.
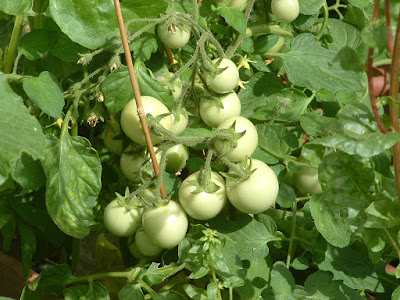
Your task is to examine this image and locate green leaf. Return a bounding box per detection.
[42,135,102,239]
[304,271,364,299]
[211,214,279,262]
[183,285,208,300]
[29,264,74,295]
[299,0,324,15]
[121,0,168,18]
[18,29,58,60]
[310,194,352,248]
[23,71,65,118]
[235,257,272,299]
[0,74,45,185]
[311,104,400,157]
[129,32,158,62]
[276,184,295,208]
[250,88,313,122]
[119,285,145,300]
[101,65,173,114]
[364,199,400,229]
[326,19,362,52]
[0,0,35,15]
[256,124,299,160]
[0,199,12,230]
[64,282,110,300]
[48,0,118,49]
[347,0,370,8]
[274,33,366,93]
[393,286,400,300]
[11,152,46,190]
[158,290,188,300]
[217,7,247,35]
[300,113,334,137]
[238,72,284,118]
[315,244,384,293]
[263,261,295,299]
[51,32,89,63]
[142,263,185,286]
[18,220,36,282]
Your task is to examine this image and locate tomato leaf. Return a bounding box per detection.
[217,7,247,35]
[0,0,35,15]
[273,33,366,93]
[119,285,145,300]
[48,0,118,49]
[314,244,384,293]
[64,282,110,300]
[263,261,296,299]
[23,71,65,118]
[29,264,74,295]
[10,152,46,191]
[299,0,324,15]
[142,263,185,286]
[42,134,102,239]
[18,29,58,60]
[18,220,36,282]
[304,271,364,299]
[0,74,46,185]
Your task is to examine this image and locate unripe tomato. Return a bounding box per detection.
[103,199,142,237]
[207,58,240,94]
[135,228,163,257]
[120,96,172,145]
[102,128,123,155]
[179,171,227,220]
[200,92,241,128]
[165,144,189,173]
[142,201,188,249]
[271,0,300,23]
[214,116,258,162]
[226,159,279,214]
[294,157,322,196]
[170,112,189,135]
[157,23,191,49]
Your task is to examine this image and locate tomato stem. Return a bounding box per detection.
[286,201,297,268]
[4,15,23,74]
[315,3,329,40]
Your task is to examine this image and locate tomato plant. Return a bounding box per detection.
[226,159,279,214]
[199,91,241,128]
[214,116,258,162]
[121,96,172,145]
[2,0,400,299]
[103,199,142,237]
[157,22,191,49]
[142,200,188,249]
[179,170,227,220]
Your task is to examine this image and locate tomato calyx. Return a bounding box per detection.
[220,156,254,187]
[213,121,246,154]
[187,168,221,194]
[114,187,143,211]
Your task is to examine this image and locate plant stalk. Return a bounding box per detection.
[4,15,23,74]
[389,9,400,206]
[113,0,167,199]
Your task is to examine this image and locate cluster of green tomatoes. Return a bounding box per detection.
[101,0,304,258]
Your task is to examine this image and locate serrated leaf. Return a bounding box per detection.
[0,0,35,15]
[42,135,102,239]
[183,284,208,300]
[326,19,362,52]
[211,214,279,262]
[129,32,158,62]
[64,282,110,300]
[364,199,400,228]
[48,0,118,49]
[0,74,45,185]
[299,0,324,15]
[304,271,364,299]
[217,7,247,35]
[299,113,334,137]
[315,244,384,293]
[18,29,58,60]
[310,193,352,248]
[238,72,284,118]
[18,220,36,282]
[51,33,89,63]
[274,33,366,93]
[256,124,298,160]
[101,65,173,114]
[276,184,295,208]
[142,263,185,286]
[23,71,65,118]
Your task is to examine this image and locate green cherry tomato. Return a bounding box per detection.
[157,23,191,49]
[103,199,142,237]
[170,112,189,135]
[294,156,322,196]
[271,0,300,23]
[207,58,239,94]
[120,96,172,145]
[156,71,183,101]
[102,128,123,155]
[120,147,161,184]
[214,116,258,162]
[226,159,279,214]
[142,201,188,249]
[200,92,241,128]
[134,228,163,257]
[179,171,227,220]
[165,144,189,173]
